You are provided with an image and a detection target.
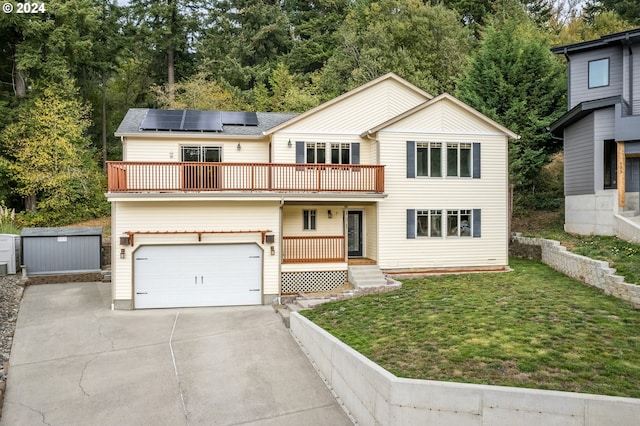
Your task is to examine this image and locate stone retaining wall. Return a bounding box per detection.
[510,234,640,308]
[291,312,640,426]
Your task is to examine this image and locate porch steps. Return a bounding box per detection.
[348,264,389,289]
[275,265,402,328]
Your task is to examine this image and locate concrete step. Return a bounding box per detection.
[619,210,639,217]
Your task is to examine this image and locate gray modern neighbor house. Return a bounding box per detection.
[550,28,640,240]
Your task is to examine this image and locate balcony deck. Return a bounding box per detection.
[107,161,384,194]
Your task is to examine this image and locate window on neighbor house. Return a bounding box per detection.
[589,58,609,88]
[417,210,443,237]
[604,139,617,189]
[306,142,326,164]
[303,209,317,230]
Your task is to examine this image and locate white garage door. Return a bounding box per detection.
[134,244,262,309]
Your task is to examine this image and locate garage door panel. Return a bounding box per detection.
[134,244,262,309]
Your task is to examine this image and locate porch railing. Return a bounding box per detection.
[282,236,345,263]
[107,161,384,193]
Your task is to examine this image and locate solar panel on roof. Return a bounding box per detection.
[140,110,184,131]
[221,111,259,126]
[140,109,257,131]
[182,110,223,132]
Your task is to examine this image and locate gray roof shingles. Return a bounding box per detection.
[115,108,298,137]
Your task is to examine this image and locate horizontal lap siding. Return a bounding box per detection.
[378,132,508,269]
[124,137,269,163]
[569,46,623,109]
[271,133,371,164]
[282,205,343,236]
[376,99,509,269]
[275,80,426,135]
[112,201,280,301]
[565,114,595,196]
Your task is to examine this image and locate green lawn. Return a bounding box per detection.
[301,258,640,398]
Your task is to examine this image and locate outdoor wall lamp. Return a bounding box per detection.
[120,249,125,259]
[328,210,333,219]
[237,143,241,151]
[270,246,275,256]
[288,139,292,148]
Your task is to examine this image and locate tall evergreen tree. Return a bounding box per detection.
[455,15,566,193]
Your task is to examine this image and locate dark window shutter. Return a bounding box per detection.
[406,141,416,178]
[407,209,416,239]
[473,209,481,238]
[473,143,481,179]
[296,141,305,163]
[352,143,360,164]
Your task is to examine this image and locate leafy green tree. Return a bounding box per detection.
[253,64,319,112]
[555,10,635,45]
[0,78,107,222]
[320,0,474,97]
[455,16,567,197]
[152,71,249,111]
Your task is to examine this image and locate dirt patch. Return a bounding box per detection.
[511,210,564,235]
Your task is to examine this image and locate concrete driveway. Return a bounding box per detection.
[0,282,352,426]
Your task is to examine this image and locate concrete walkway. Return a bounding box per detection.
[0,282,352,426]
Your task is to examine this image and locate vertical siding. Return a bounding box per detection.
[569,46,623,108]
[112,201,280,302]
[375,100,509,270]
[23,236,101,274]
[123,137,270,163]
[564,113,595,195]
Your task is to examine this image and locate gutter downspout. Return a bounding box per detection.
[564,47,571,110]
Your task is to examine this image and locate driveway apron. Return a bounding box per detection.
[0,282,352,426]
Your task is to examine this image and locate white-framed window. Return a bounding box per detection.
[446,209,472,237]
[303,209,317,230]
[446,143,472,178]
[306,142,326,164]
[408,208,479,239]
[417,209,443,237]
[331,143,351,164]
[588,58,609,88]
[416,142,442,177]
[408,141,478,179]
[181,145,222,162]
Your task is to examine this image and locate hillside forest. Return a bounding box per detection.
[0,0,638,226]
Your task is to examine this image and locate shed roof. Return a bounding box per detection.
[21,227,103,237]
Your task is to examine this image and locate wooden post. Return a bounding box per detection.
[618,141,626,210]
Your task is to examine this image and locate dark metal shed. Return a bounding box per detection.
[21,227,102,275]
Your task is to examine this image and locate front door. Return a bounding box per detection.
[347,211,363,257]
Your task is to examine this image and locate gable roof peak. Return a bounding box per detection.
[263,73,433,135]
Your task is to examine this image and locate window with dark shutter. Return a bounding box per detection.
[406,209,416,239]
[406,141,416,178]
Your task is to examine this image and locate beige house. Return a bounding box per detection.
[107,73,517,309]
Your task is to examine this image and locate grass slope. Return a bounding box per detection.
[302,258,640,398]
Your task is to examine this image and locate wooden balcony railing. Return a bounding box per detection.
[107,161,384,193]
[282,236,345,263]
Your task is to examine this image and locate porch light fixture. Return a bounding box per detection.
[288,139,292,148]
[120,249,125,259]
[237,143,241,151]
[328,210,333,219]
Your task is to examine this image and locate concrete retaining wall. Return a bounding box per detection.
[510,234,640,307]
[290,312,640,426]
[614,215,640,244]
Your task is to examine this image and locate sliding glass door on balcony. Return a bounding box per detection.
[181,146,221,190]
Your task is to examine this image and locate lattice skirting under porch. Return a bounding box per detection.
[281,270,347,294]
